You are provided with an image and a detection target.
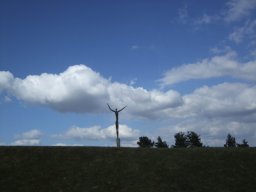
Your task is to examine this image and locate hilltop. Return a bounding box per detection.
[0,146,256,192]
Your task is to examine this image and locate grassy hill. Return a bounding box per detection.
[0,146,256,192]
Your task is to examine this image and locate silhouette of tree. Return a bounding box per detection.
[173,132,188,148]
[224,134,236,147]
[237,139,249,147]
[186,131,203,147]
[137,136,154,148]
[155,136,168,148]
[173,131,203,148]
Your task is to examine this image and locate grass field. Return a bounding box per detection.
[0,146,256,192]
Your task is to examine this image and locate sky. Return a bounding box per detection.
[0,0,256,147]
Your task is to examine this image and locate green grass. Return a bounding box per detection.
[0,147,256,192]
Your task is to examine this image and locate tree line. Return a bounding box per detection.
[137,132,250,148]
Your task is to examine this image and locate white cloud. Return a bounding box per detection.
[193,0,256,26]
[160,82,256,146]
[224,0,256,22]
[176,83,256,118]
[11,65,109,113]
[210,46,232,54]
[54,143,67,146]
[160,51,256,86]
[108,83,183,119]
[17,129,42,139]
[229,19,256,43]
[62,124,140,141]
[12,139,40,146]
[0,71,13,91]
[229,27,245,43]
[129,78,137,86]
[0,64,183,119]
[12,129,42,146]
[65,126,105,140]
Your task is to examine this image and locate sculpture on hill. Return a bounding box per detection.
[107,104,126,147]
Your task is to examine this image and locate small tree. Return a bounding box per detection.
[137,136,154,148]
[155,136,168,148]
[173,132,188,148]
[224,134,236,147]
[237,139,249,147]
[186,131,203,147]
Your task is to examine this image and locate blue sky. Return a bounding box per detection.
[1,0,256,147]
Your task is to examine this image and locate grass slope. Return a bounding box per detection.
[0,147,256,192]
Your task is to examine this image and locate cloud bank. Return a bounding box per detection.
[0,65,183,119]
[160,81,256,146]
[169,82,256,118]
[12,129,42,146]
[1,55,256,146]
[60,124,140,141]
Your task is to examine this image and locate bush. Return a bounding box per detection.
[237,139,249,147]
